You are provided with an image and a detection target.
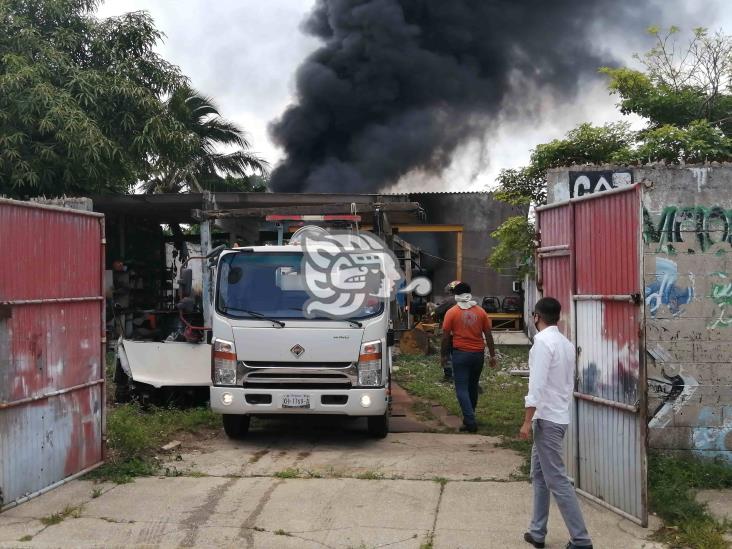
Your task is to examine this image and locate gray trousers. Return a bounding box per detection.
[529,419,592,546]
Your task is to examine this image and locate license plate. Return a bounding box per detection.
[282,394,310,408]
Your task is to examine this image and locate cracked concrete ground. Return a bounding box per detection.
[0,427,663,549]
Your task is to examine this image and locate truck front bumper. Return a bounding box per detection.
[210,386,388,416]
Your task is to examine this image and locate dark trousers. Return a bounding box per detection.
[452,350,484,427]
[443,351,453,379]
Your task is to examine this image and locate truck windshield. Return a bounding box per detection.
[216,252,383,320]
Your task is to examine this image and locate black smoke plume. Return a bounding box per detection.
[269,0,669,193]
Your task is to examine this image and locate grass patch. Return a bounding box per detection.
[274,468,300,479]
[394,345,531,469]
[411,400,440,424]
[649,452,732,549]
[40,505,83,526]
[355,470,385,480]
[88,404,220,483]
[88,457,158,484]
[274,529,292,536]
[432,476,449,486]
[18,535,33,542]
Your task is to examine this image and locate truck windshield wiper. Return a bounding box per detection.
[222,307,285,328]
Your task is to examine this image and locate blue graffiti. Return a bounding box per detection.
[645,257,694,317]
[692,407,732,462]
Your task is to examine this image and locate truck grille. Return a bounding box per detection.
[239,361,357,389]
[242,361,352,368]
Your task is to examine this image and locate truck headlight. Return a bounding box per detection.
[213,339,237,385]
[357,340,382,387]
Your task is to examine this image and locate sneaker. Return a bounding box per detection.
[459,424,478,433]
[565,543,593,549]
[523,533,545,548]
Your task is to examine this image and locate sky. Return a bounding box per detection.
[96,1,730,192]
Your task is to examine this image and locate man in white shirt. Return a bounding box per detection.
[520,297,592,549]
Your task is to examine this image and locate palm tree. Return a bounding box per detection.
[144,86,268,193]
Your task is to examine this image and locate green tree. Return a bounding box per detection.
[495,122,635,207]
[601,27,732,134]
[0,0,193,198]
[487,215,535,278]
[490,27,732,275]
[143,86,268,193]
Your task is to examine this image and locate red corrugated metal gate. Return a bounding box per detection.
[536,185,647,526]
[0,199,105,510]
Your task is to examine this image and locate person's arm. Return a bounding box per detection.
[483,312,497,368]
[519,407,536,439]
[519,339,551,440]
[440,310,453,367]
[440,331,452,367]
[484,328,497,368]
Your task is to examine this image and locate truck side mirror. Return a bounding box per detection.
[206,244,226,259]
[179,268,193,298]
[207,244,227,267]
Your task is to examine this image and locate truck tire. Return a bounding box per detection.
[367,412,389,439]
[113,362,132,404]
[222,414,250,439]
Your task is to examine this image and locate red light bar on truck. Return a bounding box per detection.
[265,215,362,222]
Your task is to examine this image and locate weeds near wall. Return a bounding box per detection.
[649,452,732,549]
[88,404,220,483]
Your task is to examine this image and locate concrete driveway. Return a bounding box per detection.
[0,419,662,549]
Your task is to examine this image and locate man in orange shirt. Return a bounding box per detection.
[440,282,497,432]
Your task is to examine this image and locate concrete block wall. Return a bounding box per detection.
[546,164,732,462]
[640,165,732,462]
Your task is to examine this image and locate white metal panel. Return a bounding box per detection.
[120,341,212,388]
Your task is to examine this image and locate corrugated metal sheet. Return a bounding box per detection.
[537,186,647,525]
[536,204,573,337]
[0,199,105,510]
[536,203,577,481]
[523,274,539,341]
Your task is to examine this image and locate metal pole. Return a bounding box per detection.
[200,219,213,329]
[456,231,463,280]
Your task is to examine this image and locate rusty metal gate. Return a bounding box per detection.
[536,184,647,525]
[0,199,105,511]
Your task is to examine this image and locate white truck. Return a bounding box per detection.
[209,228,395,439]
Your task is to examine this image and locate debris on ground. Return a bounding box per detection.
[161,440,182,452]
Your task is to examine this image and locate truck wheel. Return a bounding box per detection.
[367,412,389,439]
[113,362,132,404]
[222,414,250,439]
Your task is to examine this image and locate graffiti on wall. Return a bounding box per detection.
[569,170,633,198]
[643,205,732,253]
[709,272,732,329]
[645,257,694,317]
[692,408,732,459]
[648,370,697,430]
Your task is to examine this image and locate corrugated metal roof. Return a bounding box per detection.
[384,190,494,195]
